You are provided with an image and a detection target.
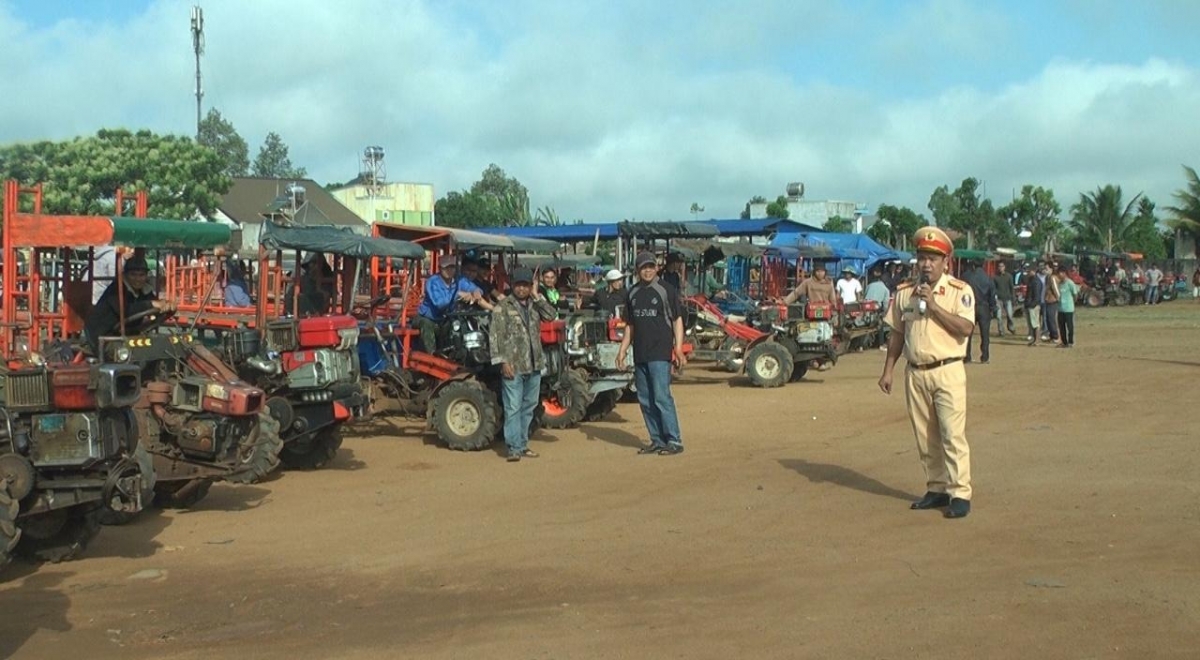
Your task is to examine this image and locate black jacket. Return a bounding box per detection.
[588,287,625,316]
[85,282,158,348]
[1021,273,1043,309]
[964,269,997,315]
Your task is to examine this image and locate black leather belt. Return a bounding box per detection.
[909,357,963,371]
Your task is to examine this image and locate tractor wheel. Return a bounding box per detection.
[620,381,639,403]
[1113,290,1130,306]
[155,479,213,510]
[226,411,284,484]
[1160,288,1177,302]
[584,389,621,422]
[719,337,748,373]
[279,426,344,470]
[98,442,157,526]
[1084,290,1104,308]
[745,342,794,388]
[789,362,810,382]
[432,380,500,451]
[541,370,590,429]
[15,505,102,564]
[0,485,19,572]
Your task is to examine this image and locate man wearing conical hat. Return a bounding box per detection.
[878,226,977,519]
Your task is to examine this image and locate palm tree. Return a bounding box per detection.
[1069,185,1143,251]
[1165,165,1200,248]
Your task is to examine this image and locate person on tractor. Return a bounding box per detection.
[463,258,503,302]
[782,264,836,305]
[490,268,558,462]
[415,255,493,353]
[836,267,864,304]
[587,269,626,316]
[287,252,335,316]
[702,268,727,300]
[84,256,176,351]
[224,259,254,307]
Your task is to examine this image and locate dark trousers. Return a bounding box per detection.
[1058,311,1075,346]
[1044,302,1060,341]
[967,309,991,362]
[414,315,440,353]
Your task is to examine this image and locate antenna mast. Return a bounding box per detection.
[191,5,205,141]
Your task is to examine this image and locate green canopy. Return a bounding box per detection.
[954,249,993,260]
[110,217,231,249]
[260,222,425,260]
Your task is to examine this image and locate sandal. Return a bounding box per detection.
[638,445,665,455]
[520,449,540,458]
[658,443,684,456]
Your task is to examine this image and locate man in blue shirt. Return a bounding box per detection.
[415,255,493,352]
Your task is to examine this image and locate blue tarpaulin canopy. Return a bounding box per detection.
[475,218,823,242]
[769,232,903,272]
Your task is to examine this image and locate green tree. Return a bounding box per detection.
[1069,185,1143,252]
[471,164,529,225]
[434,191,503,228]
[765,195,789,219]
[0,128,230,218]
[1124,197,1166,259]
[1165,165,1200,252]
[823,216,853,233]
[535,205,561,226]
[252,131,307,178]
[999,185,1063,253]
[868,204,925,249]
[198,108,249,178]
[740,195,768,219]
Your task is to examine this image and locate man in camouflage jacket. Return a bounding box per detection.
[490,268,558,461]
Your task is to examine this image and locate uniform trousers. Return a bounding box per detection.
[966,309,990,362]
[905,361,972,500]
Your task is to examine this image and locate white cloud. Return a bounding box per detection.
[0,0,1196,224]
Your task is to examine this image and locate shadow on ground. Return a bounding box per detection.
[778,459,915,502]
[0,570,72,658]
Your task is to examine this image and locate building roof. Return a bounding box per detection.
[219,177,365,228]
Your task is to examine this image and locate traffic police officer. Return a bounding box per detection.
[878,227,976,519]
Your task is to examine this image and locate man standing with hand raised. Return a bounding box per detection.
[878,227,977,519]
[617,251,687,456]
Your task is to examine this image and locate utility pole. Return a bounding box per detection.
[191,5,205,141]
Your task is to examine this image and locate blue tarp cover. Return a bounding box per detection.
[769,232,903,271]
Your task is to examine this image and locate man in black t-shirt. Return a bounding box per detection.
[616,251,686,455]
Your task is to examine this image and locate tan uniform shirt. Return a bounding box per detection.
[884,274,976,365]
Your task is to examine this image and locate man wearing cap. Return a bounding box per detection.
[490,268,557,462]
[415,255,493,353]
[85,256,176,352]
[836,266,864,305]
[878,226,976,519]
[588,269,626,316]
[617,251,686,455]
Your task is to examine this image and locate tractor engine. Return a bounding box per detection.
[261,316,362,392]
[842,300,882,329]
[566,315,623,372]
[441,310,493,368]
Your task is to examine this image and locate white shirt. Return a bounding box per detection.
[836,278,863,304]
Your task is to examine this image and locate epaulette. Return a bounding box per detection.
[896,282,913,290]
[947,278,966,290]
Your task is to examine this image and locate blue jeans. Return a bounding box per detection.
[1145,285,1158,304]
[634,361,682,447]
[501,372,541,453]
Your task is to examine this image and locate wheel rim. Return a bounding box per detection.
[446,398,482,437]
[755,354,781,380]
[543,397,568,416]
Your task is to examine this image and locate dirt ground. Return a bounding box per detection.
[2,304,1198,659]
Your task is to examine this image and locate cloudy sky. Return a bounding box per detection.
[2,0,1198,222]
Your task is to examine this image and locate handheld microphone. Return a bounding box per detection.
[917,273,930,315]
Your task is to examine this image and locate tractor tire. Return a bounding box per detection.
[745,342,794,388]
[432,380,500,451]
[1113,290,1130,306]
[620,381,639,403]
[155,479,213,510]
[1084,290,1104,308]
[1160,288,1177,302]
[15,505,102,564]
[98,442,157,526]
[584,389,621,422]
[226,411,284,485]
[719,337,748,373]
[0,485,19,572]
[540,370,590,429]
[789,362,810,382]
[279,426,344,471]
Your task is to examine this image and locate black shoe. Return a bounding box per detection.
[910,492,951,510]
[945,498,971,519]
[980,359,989,364]
[658,442,684,456]
[638,445,667,455]
[507,452,521,463]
